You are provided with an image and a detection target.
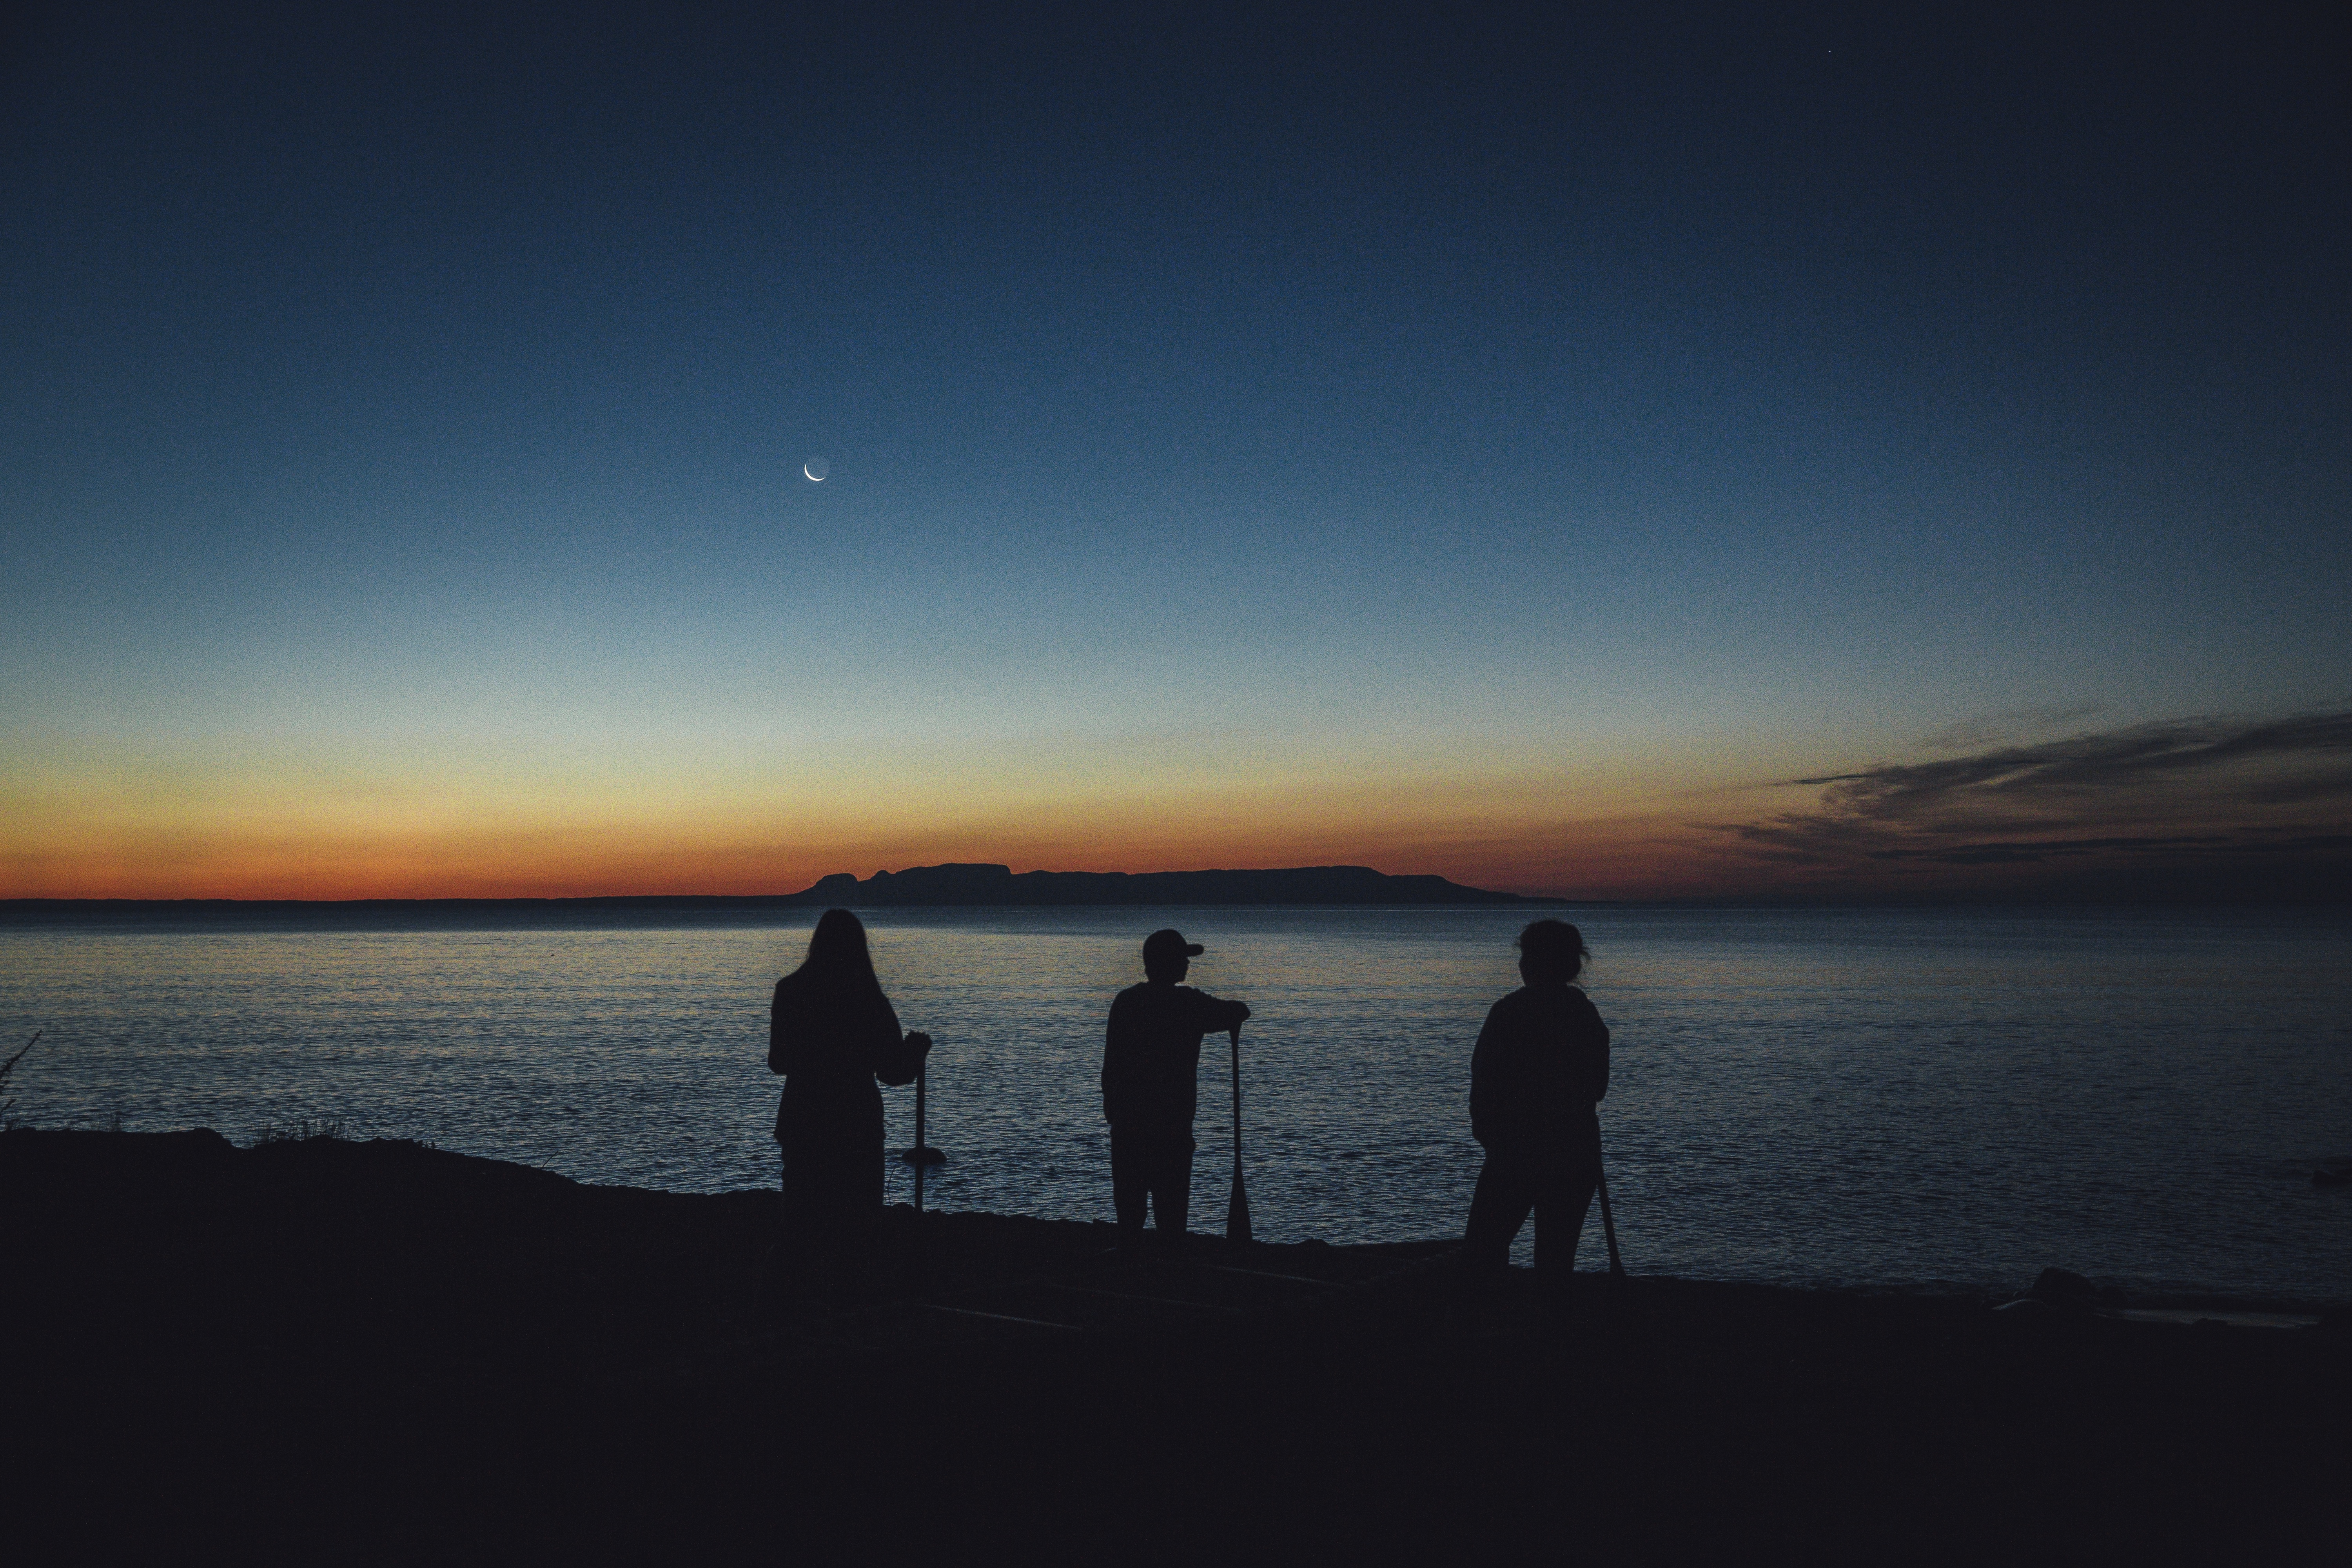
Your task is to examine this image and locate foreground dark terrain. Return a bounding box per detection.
[5,1130,2345,1553]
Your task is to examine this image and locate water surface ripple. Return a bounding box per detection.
[5,906,2346,1298]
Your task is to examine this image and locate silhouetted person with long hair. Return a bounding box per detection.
[1464,919,1610,1293]
[1102,929,1249,1253]
[769,908,930,1298]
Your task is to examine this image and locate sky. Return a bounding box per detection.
[3,2,2347,901]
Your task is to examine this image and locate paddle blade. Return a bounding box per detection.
[1227,1171,1252,1245]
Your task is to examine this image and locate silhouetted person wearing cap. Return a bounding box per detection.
[1464,919,1610,1292]
[1102,929,1249,1252]
[769,908,931,1298]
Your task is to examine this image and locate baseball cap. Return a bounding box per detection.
[1143,928,1205,961]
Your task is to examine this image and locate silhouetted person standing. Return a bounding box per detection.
[1465,919,1610,1290]
[769,908,930,1296]
[1102,929,1249,1252]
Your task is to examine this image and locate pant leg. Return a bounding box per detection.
[781,1137,882,1280]
[1464,1151,1535,1272]
[1111,1131,1151,1240]
[1151,1145,1194,1241]
[835,1132,883,1277]
[780,1147,838,1287]
[1533,1163,1601,1279]
[780,1147,817,1254]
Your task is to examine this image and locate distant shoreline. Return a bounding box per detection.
[0,861,1572,915]
[8,895,2347,922]
[9,897,2347,916]
[0,895,1593,930]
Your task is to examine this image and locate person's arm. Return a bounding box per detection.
[1101,994,1132,1125]
[1180,989,1249,1036]
[870,997,929,1086]
[1568,989,1611,1103]
[767,982,793,1076]
[1468,996,1509,1145]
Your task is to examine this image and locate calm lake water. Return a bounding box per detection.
[4,905,2348,1300]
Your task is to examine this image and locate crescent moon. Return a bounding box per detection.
[804,462,824,482]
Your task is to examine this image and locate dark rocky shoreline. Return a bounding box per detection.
[5,1129,2345,1552]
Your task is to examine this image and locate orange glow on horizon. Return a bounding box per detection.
[2,773,1740,901]
[1,813,1730,902]
[29,716,2304,903]
[3,724,1777,900]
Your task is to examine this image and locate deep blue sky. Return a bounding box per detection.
[4,3,2346,898]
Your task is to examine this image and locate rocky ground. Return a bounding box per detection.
[5,1129,2345,1555]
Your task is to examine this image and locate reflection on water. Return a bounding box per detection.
[4,905,2348,1298]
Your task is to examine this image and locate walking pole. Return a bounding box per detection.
[1596,1161,1626,1277]
[1225,1026,1252,1245]
[913,1065,926,1214]
[893,1044,942,1295]
[897,1055,943,1191]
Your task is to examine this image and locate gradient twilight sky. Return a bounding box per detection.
[4,3,2347,900]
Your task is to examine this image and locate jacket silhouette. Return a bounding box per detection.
[769,909,929,1289]
[1465,920,1610,1283]
[1102,928,1247,1247]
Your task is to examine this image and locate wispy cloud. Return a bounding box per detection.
[1710,710,2352,898]
[1916,703,2108,752]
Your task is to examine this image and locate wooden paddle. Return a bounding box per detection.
[1225,1025,1252,1245]
[1596,1161,1626,1276]
[913,1066,927,1214]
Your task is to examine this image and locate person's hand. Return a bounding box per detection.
[906,1030,933,1056]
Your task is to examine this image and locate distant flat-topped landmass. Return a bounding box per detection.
[780,863,1559,906]
[1,864,1560,920]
